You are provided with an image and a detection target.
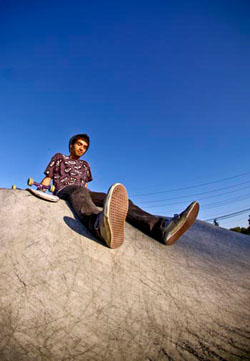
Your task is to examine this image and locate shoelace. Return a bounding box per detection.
[165,214,181,227]
[173,213,181,220]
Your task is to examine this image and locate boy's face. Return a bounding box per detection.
[70,139,88,159]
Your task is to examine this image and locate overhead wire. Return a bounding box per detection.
[200,193,250,210]
[145,193,250,223]
[204,208,250,222]
[219,216,249,227]
[138,183,250,207]
[130,170,250,225]
[131,171,250,197]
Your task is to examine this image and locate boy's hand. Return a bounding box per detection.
[41,176,52,192]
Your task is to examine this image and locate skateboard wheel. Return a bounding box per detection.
[50,185,55,193]
[12,185,17,190]
[27,177,34,186]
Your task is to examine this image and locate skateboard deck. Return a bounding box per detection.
[26,188,59,202]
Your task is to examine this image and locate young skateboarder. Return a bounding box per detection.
[41,134,199,249]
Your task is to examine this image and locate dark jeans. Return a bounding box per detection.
[58,186,166,241]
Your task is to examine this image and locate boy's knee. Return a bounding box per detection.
[69,186,90,203]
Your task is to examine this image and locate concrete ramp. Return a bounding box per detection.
[0,189,250,361]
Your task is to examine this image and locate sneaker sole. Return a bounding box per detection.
[165,201,200,246]
[103,183,128,249]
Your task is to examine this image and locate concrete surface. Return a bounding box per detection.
[0,188,250,361]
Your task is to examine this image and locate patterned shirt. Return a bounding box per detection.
[44,153,93,194]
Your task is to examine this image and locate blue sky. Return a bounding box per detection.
[0,0,250,229]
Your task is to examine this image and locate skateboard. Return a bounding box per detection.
[12,178,59,202]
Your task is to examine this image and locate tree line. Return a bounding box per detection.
[213,215,250,236]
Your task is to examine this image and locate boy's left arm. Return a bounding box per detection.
[41,176,51,187]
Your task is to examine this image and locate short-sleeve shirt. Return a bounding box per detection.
[44,153,93,194]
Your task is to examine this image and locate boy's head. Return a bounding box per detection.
[69,134,90,159]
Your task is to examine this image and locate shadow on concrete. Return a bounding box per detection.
[63,216,107,247]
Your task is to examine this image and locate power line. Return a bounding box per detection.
[143,191,250,209]
[219,216,249,227]
[204,208,250,222]
[131,171,250,197]
[139,182,250,206]
[202,193,250,210]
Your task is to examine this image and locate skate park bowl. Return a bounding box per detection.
[0,188,250,361]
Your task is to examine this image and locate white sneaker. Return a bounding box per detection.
[162,201,199,245]
[95,183,128,248]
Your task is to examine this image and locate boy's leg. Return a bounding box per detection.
[90,191,199,245]
[58,184,128,249]
[58,185,100,226]
[125,200,199,245]
[90,191,166,241]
